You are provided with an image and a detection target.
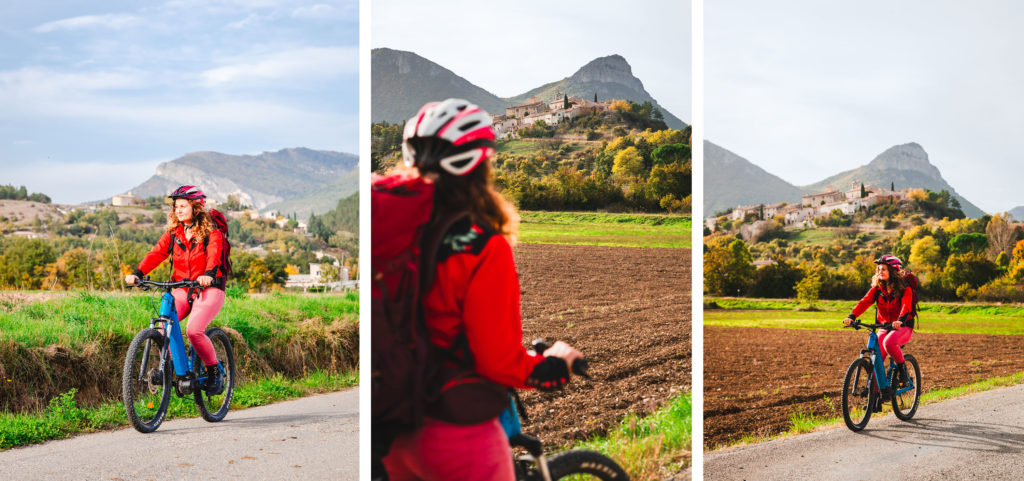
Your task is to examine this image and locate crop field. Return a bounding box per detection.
[519,211,691,248]
[704,297,1024,448]
[514,242,691,478]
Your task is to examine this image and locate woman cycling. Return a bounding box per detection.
[843,254,915,390]
[378,99,584,481]
[124,185,227,394]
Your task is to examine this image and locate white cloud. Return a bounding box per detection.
[200,46,357,87]
[292,4,336,19]
[226,13,261,29]
[33,14,142,33]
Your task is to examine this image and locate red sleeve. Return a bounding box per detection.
[461,236,543,389]
[203,229,223,277]
[899,286,914,318]
[137,231,173,275]
[850,286,878,319]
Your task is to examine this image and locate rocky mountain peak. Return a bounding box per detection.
[571,54,642,90]
[866,142,942,181]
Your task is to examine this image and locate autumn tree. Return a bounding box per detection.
[611,146,645,181]
[704,237,754,296]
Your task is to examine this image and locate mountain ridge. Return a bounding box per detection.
[372,48,686,128]
[119,147,358,220]
[705,141,985,218]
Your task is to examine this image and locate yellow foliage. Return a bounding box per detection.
[612,146,644,180]
[639,129,687,146]
[907,188,928,202]
[609,99,631,113]
[603,134,634,153]
[285,264,300,275]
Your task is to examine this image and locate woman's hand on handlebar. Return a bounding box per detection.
[197,275,213,287]
[125,274,139,286]
[542,341,584,375]
[843,317,854,326]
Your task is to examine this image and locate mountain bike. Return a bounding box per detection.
[505,341,630,481]
[122,278,236,433]
[841,320,921,432]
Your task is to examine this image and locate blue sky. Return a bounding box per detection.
[707,0,1024,214]
[373,0,690,126]
[0,0,358,204]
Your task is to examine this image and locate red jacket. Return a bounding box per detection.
[850,285,914,328]
[423,217,543,389]
[135,225,225,288]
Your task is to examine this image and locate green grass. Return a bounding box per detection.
[0,370,358,450]
[704,297,1024,335]
[0,290,359,349]
[718,371,1024,450]
[574,391,691,481]
[497,139,543,155]
[519,211,691,248]
[783,227,895,245]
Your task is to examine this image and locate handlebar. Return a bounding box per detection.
[128,277,202,291]
[844,319,887,331]
[531,339,590,379]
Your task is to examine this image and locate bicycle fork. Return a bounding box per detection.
[511,434,553,481]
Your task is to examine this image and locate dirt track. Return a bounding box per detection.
[514,244,691,447]
[704,324,1024,448]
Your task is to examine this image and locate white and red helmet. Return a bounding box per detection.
[402,99,496,176]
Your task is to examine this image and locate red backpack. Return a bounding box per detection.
[874,270,921,328]
[206,209,232,277]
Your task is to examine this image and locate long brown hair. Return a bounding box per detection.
[871,263,908,295]
[413,160,519,244]
[166,199,213,241]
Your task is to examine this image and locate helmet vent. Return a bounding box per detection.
[459,120,481,131]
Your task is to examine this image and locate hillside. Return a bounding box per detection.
[371,48,686,128]
[371,48,507,123]
[1010,206,1024,221]
[704,141,985,218]
[120,147,358,217]
[703,140,805,215]
[805,143,984,218]
[506,55,686,129]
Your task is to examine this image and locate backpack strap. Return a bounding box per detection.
[418,210,470,295]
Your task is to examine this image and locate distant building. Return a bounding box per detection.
[506,97,547,119]
[802,187,844,207]
[112,192,139,206]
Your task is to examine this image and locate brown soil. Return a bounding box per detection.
[513,244,691,447]
[704,326,1024,448]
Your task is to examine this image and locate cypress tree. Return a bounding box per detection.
[860,183,866,198]
[563,93,569,109]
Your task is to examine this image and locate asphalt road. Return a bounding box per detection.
[0,388,359,481]
[705,383,1024,480]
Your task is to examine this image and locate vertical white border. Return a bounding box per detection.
[357,0,371,479]
[691,0,704,478]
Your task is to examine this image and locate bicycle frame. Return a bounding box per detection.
[860,328,914,397]
[139,288,218,389]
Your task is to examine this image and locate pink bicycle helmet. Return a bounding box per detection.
[168,185,206,205]
[402,99,496,176]
[875,254,903,269]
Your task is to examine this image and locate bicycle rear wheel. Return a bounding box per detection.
[891,354,921,420]
[841,357,875,432]
[122,329,172,433]
[193,328,236,422]
[546,449,629,480]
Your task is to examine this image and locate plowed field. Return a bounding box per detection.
[704,324,1024,448]
[513,244,691,447]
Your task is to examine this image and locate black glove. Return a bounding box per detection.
[525,356,570,391]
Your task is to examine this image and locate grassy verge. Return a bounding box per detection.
[574,391,691,480]
[716,371,1024,450]
[519,211,691,248]
[704,296,1024,335]
[0,369,358,450]
[0,290,359,349]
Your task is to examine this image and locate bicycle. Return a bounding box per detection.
[505,341,630,481]
[841,319,922,432]
[121,277,236,433]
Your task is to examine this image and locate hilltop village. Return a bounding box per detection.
[492,94,612,139]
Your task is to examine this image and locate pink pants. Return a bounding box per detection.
[171,287,225,366]
[383,417,514,481]
[878,326,913,364]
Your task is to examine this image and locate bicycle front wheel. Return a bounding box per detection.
[546,449,630,480]
[892,354,921,420]
[842,357,875,432]
[122,329,172,433]
[193,328,236,422]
